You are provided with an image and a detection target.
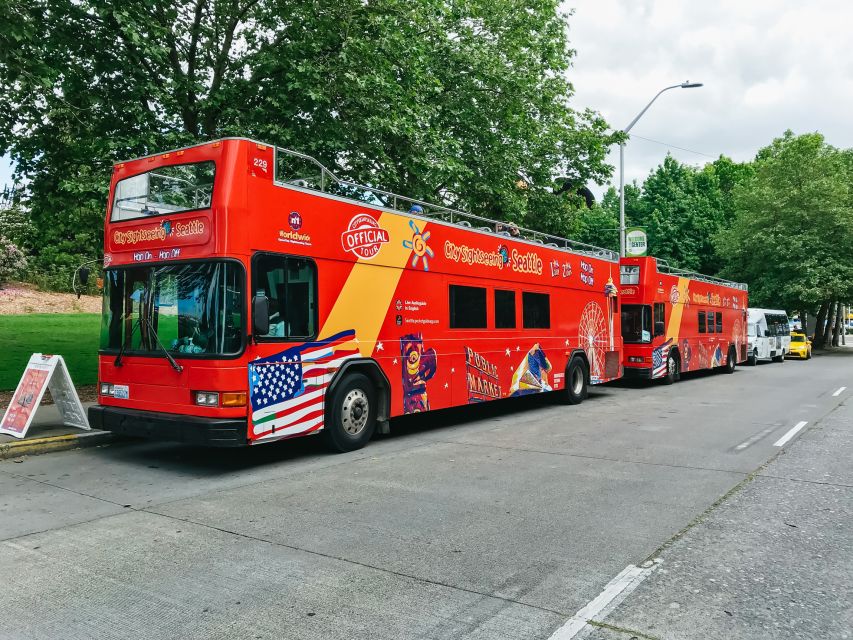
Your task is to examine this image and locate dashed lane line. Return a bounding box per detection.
[547,563,658,639]
[832,386,847,397]
[774,421,808,447]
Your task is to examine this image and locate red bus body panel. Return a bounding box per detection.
[619,256,748,380]
[97,138,623,444]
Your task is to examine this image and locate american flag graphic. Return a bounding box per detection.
[651,338,673,378]
[249,329,359,442]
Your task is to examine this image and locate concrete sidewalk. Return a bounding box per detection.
[0,402,113,459]
[585,393,853,639]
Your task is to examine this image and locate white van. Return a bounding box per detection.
[747,308,791,364]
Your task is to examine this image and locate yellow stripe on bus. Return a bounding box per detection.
[319,213,419,354]
[665,277,690,341]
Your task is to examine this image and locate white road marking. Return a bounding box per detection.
[832,386,847,397]
[548,563,657,639]
[774,421,808,447]
[734,426,777,451]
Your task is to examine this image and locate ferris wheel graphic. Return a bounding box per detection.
[579,301,608,378]
[732,317,743,353]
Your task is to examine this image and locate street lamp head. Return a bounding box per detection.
[681,81,703,89]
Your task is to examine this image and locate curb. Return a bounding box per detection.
[0,430,115,460]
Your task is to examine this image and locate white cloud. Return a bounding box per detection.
[564,0,853,196]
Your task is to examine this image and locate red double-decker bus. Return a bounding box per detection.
[89,138,623,451]
[619,256,748,383]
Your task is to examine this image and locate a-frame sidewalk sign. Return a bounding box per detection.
[0,353,90,439]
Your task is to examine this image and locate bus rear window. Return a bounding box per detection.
[111,161,215,221]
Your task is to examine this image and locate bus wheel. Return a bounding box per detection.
[323,373,377,452]
[662,353,679,385]
[748,349,757,366]
[724,347,737,374]
[563,357,588,405]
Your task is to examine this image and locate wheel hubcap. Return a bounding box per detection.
[571,367,584,394]
[341,389,369,435]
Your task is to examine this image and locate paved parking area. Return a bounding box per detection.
[1,350,850,639]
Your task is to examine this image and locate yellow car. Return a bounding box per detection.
[787,332,812,359]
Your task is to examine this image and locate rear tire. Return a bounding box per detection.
[323,373,377,452]
[773,353,784,363]
[563,357,588,405]
[662,353,679,385]
[724,347,736,374]
[747,349,757,366]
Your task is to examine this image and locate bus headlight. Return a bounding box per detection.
[194,391,220,407]
[100,383,114,396]
[628,356,645,363]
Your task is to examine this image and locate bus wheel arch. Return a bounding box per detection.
[562,350,589,405]
[324,360,391,452]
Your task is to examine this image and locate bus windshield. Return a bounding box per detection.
[111,161,215,221]
[621,304,652,343]
[100,261,243,357]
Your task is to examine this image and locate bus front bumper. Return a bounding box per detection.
[622,366,654,380]
[88,405,248,447]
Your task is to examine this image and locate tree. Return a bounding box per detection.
[1,0,619,279]
[716,131,853,336]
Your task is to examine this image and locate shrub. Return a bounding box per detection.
[0,236,28,286]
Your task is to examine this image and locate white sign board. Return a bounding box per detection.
[625,228,648,257]
[0,354,90,439]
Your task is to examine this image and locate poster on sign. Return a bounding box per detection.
[0,353,90,439]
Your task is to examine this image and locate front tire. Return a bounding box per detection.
[563,356,588,405]
[662,353,679,385]
[773,353,784,363]
[323,373,377,452]
[748,349,757,366]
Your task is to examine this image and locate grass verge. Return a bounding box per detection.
[0,313,100,390]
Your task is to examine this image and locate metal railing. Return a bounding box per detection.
[273,147,619,262]
[656,258,748,291]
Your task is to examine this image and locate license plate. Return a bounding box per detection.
[113,385,130,399]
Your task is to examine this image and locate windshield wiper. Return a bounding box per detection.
[142,315,184,372]
[114,318,140,368]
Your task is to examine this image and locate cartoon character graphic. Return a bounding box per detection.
[400,333,438,413]
[681,338,692,371]
[509,344,553,396]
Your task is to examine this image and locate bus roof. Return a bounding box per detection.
[639,256,748,291]
[116,137,619,263]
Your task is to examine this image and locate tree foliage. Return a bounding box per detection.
[1,0,619,274]
[717,131,853,312]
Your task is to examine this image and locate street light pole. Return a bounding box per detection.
[619,81,703,257]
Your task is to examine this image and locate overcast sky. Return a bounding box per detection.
[566,0,853,197]
[3,1,852,196]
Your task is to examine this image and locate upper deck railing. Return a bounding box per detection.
[655,258,748,291]
[273,147,619,263]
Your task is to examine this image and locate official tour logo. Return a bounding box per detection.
[288,211,303,230]
[341,213,390,260]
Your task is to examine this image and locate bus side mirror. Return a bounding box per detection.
[79,266,90,286]
[654,321,665,336]
[252,295,270,337]
[764,329,770,337]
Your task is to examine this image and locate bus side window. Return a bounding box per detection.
[522,292,550,329]
[450,285,487,328]
[716,311,723,333]
[253,253,317,340]
[698,311,706,333]
[654,302,665,336]
[494,289,516,329]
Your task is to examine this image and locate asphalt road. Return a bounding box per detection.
[1,350,850,640]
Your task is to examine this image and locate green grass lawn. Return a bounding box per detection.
[0,314,100,390]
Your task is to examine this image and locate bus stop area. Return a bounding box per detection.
[1,347,850,639]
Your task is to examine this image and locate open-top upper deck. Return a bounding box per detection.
[111,137,619,264]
